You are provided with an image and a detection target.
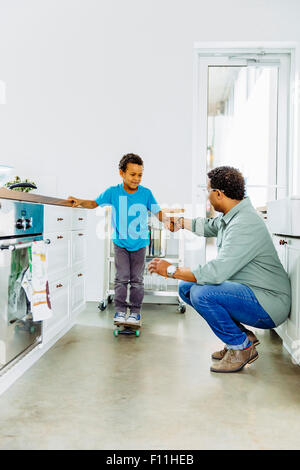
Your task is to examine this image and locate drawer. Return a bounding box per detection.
[45,231,71,282]
[45,278,69,333]
[71,267,85,316]
[71,230,87,266]
[72,208,88,230]
[44,205,72,233]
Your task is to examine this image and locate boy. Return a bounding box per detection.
[68,153,172,327]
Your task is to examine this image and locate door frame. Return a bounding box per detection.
[192,42,299,211]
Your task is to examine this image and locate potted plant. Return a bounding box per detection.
[4,176,37,192]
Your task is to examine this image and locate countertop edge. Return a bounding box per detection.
[0,187,85,208]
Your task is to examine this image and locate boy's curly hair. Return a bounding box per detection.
[119,153,144,172]
[207,166,245,200]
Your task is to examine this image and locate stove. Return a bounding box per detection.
[0,199,44,372]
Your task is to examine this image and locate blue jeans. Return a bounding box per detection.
[178,281,275,350]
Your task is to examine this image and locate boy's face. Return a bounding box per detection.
[120,163,143,190]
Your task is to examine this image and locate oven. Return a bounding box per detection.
[0,199,44,372]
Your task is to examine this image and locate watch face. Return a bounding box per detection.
[168,265,177,275]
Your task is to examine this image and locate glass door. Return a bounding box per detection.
[0,242,42,369]
[192,53,290,263]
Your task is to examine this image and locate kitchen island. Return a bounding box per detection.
[0,190,88,395]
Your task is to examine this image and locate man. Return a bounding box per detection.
[148,166,291,373]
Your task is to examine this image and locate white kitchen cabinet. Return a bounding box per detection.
[272,235,300,362]
[43,278,70,342]
[43,205,87,343]
[71,264,86,318]
[44,205,72,233]
[44,231,71,282]
[72,208,87,230]
[71,230,86,267]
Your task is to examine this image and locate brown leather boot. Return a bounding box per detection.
[211,330,259,361]
[210,344,259,373]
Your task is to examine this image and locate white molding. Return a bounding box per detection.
[194,41,298,52]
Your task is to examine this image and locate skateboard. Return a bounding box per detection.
[113,321,141,337]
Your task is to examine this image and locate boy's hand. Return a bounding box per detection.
[148,258,171,278]
[68,196,82,207]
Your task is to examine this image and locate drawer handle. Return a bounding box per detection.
[77,273,83,277]
[57,218,64,222]
[56,283,63,288]
[57,235,64,239]
[78,233,84,236]
[279,239,287,245]
[78,217,84,221]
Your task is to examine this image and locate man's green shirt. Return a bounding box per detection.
[191,197,291,326]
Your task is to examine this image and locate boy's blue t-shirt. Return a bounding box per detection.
[95,184,161,251]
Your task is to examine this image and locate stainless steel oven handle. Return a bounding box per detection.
[0,239,51,251]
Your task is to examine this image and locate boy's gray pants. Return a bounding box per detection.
[113,242,146,314]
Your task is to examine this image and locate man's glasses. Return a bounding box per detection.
[206,188,225,194]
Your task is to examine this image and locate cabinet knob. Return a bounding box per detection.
[77,273,83,277]
[78,233,84,236]
[78,217,84,221]
[57,235,64,239]
[56,283,63,288]
[57,217,64,221]
[279,239,287,245]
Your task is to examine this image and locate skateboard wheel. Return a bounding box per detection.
[136,329,141,337]
[98,301,107,311]
[114,329,119,337]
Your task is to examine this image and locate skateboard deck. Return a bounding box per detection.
[113,322,141,337]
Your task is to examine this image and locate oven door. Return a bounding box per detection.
[0,237,43,371]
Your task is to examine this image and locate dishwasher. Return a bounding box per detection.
[98,207,186,313]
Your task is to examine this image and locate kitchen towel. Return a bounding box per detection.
[31,240,52,321]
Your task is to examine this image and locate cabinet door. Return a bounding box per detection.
[286,242,300,343]
[71,230,86,267]
[272,235,288,270]
[45,231,71,282]
[71,268,85,317]
[44,278,69,340]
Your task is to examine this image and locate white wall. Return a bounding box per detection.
[0,0,300,299]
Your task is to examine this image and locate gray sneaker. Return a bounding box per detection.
[114,312,126,325]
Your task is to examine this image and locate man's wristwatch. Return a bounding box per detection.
[167,264,178,278]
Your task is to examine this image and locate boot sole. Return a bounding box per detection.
[210,351,259,373]
[211,339,260,361]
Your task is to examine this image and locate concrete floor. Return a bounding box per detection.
[0,301,300,450]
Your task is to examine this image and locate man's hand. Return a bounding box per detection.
[68,196,83,207]
[148,258,171,278]
[164,217,184,232]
